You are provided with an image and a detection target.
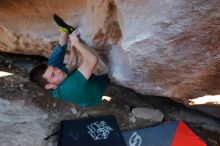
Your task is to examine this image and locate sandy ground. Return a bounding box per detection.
[0,52,220,146]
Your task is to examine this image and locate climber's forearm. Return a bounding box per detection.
[69,29,98,79]
[72,41,98,66]
[59,32,69,46]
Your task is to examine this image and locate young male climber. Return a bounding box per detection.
[29,14,110,107]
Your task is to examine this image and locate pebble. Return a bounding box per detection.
[128,115,136,124]
[7,88,16,92]
[22,92,29,97]
[77,111,82,118]
[23,89,29,93]
[132,107,164,123]
[47,142,53,146]
[86,110,100,116]
[208,138,218,145]
[81,112,88,118]
[15,69,20,73]
[21,73,28,77]
[8,64,12,69]
[124,105,130,112]
[70,107,78,115]
[14,84,19,88]
[53,103,57,108]
[19,83,24,89]
[36,92,44,97]
[21,67,25,71]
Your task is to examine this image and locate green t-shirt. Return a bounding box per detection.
[51,71,103,107]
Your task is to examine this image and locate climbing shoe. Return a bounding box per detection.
[53,14,75,33]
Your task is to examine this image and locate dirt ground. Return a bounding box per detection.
[0,52,220,146]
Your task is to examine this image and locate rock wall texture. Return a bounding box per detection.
[0,0,220,117]
[0,99,51,146]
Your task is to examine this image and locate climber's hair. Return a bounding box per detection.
[29,62,48,87]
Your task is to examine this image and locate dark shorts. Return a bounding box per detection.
[93,74,110,91]
[48,43,68,74]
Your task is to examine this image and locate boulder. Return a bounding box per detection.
[0,0,220,118]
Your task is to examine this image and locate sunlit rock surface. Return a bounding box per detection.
[0,0,220,117]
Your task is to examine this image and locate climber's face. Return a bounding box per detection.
[42,65,67,89]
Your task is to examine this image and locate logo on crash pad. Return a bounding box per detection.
[87,121,114,140]
[129,132,142,146]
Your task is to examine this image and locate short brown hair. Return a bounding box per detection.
[29,62,48,87]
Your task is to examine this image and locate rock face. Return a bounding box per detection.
[0,99,50,146]
[0,0,220,117]
[0,0,85,57]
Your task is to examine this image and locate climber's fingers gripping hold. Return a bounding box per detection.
[69,29,81,46]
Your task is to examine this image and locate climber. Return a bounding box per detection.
[29,14,110,107]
